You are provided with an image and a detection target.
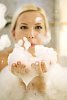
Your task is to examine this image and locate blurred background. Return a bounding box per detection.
[0,0,67,67]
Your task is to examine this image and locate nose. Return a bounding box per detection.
[28,33,34,39]
[28,29,35,39]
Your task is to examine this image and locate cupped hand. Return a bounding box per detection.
[11,61,30,76]
[31,61,47,75]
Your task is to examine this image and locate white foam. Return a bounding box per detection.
[15,39,23,47]
[8,40,57,86]
[0,3,7,29]
[0,67,25,100]
[35,45,57,69]
[0,34,11,51]
[8,46,33,67]
[23,37,31,50]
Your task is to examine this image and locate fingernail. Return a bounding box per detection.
[17,61,21,65]
[35,62,39,66]
[12,63,16,67]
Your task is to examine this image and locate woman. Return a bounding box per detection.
[0,4,67,100]
[10,3,54,97]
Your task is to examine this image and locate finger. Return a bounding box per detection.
[12,63,17,67]
[17,61,21,69]
[35,61,40,67]
[11,63,17,74]
[25,68,30,73]
[31,63,36,69]
[21,64,26,68]
[20,64,26,74]
[35,61,42,73]
[41,62,47,73]
[17,61,21,65]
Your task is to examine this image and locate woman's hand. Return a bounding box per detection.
[26,61,47,92]
[31,61,47,75]
[27,75,46,93]
[11,61,30,76]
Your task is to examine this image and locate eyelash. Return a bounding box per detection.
[20,26,42,30]
[20,26,28,29]
[35,26,42,30]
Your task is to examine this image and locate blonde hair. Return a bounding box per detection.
[11,4,51,44]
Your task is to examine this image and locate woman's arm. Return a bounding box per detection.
[0,48,12,71]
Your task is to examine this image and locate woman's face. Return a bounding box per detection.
[13,11,46,47]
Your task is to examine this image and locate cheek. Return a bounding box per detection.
[14,33,22,40]
[37,34,45,44]
[14,30,25,41]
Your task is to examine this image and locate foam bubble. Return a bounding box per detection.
[0,34,11,51]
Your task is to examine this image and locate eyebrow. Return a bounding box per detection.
[35,23,42,25]
[21,23,28,25]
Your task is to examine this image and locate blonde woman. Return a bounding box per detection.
[0,4,67,100]
[10,3,53,98]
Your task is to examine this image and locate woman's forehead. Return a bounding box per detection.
[17,11,44,24]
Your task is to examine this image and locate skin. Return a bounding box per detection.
[0,52,8,71]
[11,11,47,92]
[0,48,12,71]
[13,11,46,54]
